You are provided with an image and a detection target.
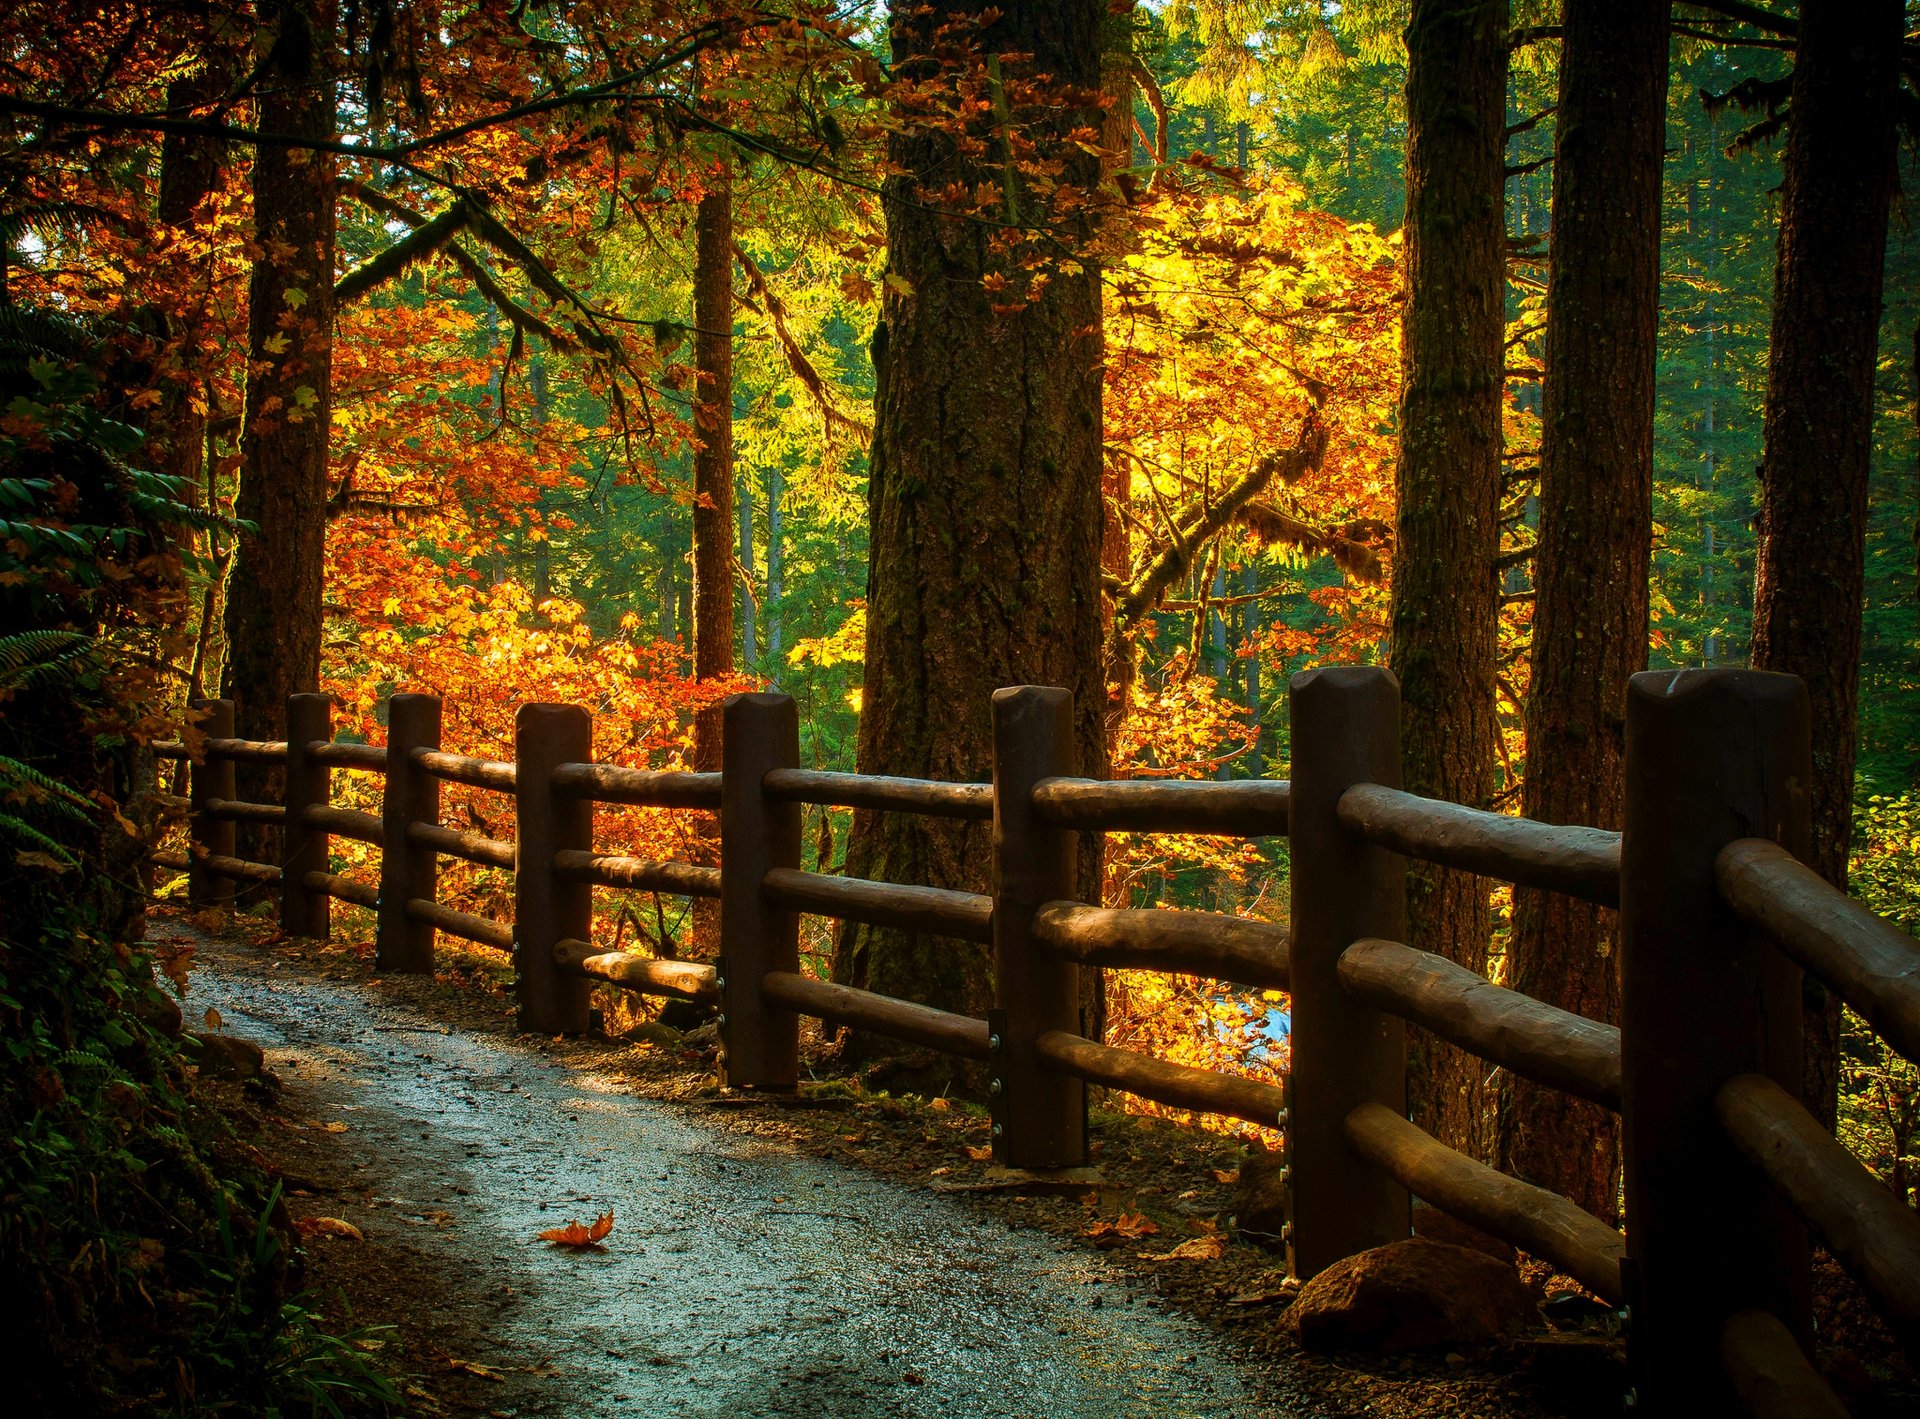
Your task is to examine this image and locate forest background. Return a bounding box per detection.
[2,0,1918,1402]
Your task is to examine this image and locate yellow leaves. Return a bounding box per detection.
[262,333,291,355]
[883,272,915,299]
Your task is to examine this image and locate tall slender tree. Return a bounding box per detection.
[833,0,1108,1039]
[1388,0,1508,1162]
[1749,0,1904,1124]
[689,144,734,955]
[227,0,338,840]
[1504,0,1669,1223]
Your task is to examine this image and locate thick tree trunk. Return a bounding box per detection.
[834,0,1106,1045]
[689,151,734,955]
[1504,0,1668,1224]
[1749,0,1902,1126]
[1388,0,1508,1164]
[227,0,337,864]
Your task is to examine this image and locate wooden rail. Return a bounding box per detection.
[763,767,992,819]
[1337,937,1622,1110]
[551,762,721,807]
[1032,902,1289,990]
[760,970,992,1060]
[202,797,286,826]
[1035,1030,1286,1128]
[411,747,517,792]
[552,939,718,1002]
[306,739,387,772]
[552,850,720,897]
[1336,783,1622,907]
[148,669,1920,1419]
[1032,776,1290,835]
[761,867,993,944]
[408,820,514,869]
[1717,837,1920,1067]
[1343,1103,1625,1306]
[1716,1073,1920,1345]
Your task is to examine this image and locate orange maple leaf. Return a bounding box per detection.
[538,1210,614,1249]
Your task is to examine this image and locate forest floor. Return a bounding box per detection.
[155,904,1899,1418]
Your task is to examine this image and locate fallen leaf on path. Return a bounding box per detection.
[1211,1167,1240,1185]
[318,1121,349,1133]
[1084,1211,1158,1247]
[448,1358,506,1382]
[965,1144,993,1161]
[296,1216,363,1240]
[539,1210,614,1248]
[203,1006,223,1030]
[1147,1234,1227,1261]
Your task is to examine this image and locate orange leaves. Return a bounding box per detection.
[297,1216,365,1241]
[1083,1211,1158,1247]
[538,1210,615,1249]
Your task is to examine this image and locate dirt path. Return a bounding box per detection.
[177,924,1288,1418]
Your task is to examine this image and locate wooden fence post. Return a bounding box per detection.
[1286,665,1408,1278]
[377,692,441,972]
[990,685,1086,1170]
[281,692,332,939]
[1620,669,1811,1410]
[718,692,801,1089]
[188,697,235,911]
[515,703,594,1035]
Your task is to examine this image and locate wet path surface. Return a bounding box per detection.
[187,947,1287,1418]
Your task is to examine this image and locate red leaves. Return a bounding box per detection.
[538,1210,614,1249]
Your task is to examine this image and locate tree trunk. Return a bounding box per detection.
[834,0,1107,1047]
[737,470,757,665]
[227,0,337,867]
[1749,0,1903,1126]
[689,149,734,955]
[1503,0,1668,1225]
[766,462,784,662]
[1388,0,1508,1164]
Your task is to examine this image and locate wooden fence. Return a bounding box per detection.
[148,667,1920,1417]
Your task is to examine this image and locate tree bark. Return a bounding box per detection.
[1749,0,1903,1126]
[737,469,757,665]
[767,462,784,661]
[227,0,337,862]
[1389,0,1508,1165]
[1504,0,1668,1224]
[834,0,1107,1049]
[689,148,734,956]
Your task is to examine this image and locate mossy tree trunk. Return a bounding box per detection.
[1504,0,1669,1224]
[1749,0,1903,1126]
[1389,0,1508,1164]
[227,0,337,863]
[833,0,1107,1056]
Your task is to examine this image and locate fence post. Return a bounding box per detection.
[187,697,235,911]
[515,703,594,1035]
[377,692,441,972]
[1286,665,1408,1278]
[990,685,1086,1170]
[718,692,801,1089]
[281,693,332,939]
[1620,669,1811,1410]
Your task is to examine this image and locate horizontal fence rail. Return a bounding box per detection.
[1717,837,1920,1067]
[1031,776,1291,836]
[144,666,1920,1419]
[761,867,994,944]
[1336,782,1622,907]
[551,762,721,808]
[1032,902,1290,991]
[763,767,993,819]
[1337,937,1622,1111]
[553,850,720,897]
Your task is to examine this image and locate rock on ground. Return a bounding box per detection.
[1288,1239,1537,1354]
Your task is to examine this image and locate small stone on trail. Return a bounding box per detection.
[1287,1239,1536,1354]
[190,1031,266,1081]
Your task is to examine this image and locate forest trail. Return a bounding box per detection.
[173,924,1283,1418]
